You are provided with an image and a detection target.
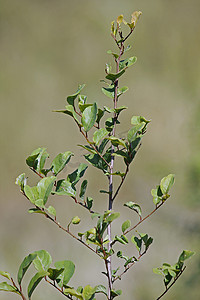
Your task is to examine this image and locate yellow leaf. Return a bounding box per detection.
[117,14,124,24]
[131,11,142,26]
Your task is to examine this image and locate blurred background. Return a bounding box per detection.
[0,0,199,299]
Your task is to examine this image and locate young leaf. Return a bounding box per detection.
[47,205,56,217]
[54,260,75,287]
[0,282,20,294]
[0,271,11,281]
[124,201,142,218]
[178,250,195,263]
[160,174,175,195]
[33,250,52,272]
[71,216,81,225]
[119,56,137,71]
[82,285,96,300]
[15,173,26,192]
[81,103,97,132]
[67,84,86,106]
[51,151,73,175]
[122,220,131,233]
[64,288,83,299]
[28,270,49,298]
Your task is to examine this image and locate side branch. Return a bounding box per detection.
[156,266,186,300]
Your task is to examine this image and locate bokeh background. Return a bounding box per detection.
[0,0,199,299]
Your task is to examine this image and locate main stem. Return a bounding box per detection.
[107,46,122,299]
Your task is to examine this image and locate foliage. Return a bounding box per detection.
[1,11,195,300]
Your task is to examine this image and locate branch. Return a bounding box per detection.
[156,266,186,300]
[112,166,129,202]
[43,210,100,257]
[45,277,72,299]
[124,201,166,235]
[113,251,146,283]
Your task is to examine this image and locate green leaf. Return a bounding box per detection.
[107,136,127,148]
[160,174,175,195]
[47,268,64,281]
[18,253,37,285]
[64,288,83,299]
[131,236,142,252]
[28,208,46,215]
[79,103,93,113]
[26,148,49,173]
[107,49,119,59]
[28,270,49,298]
[95,285,107,295]
[106,69,125,82]
[111,289,122,298]
[51,151,73,175]
[86,197,93,210]
[55,180,76,197]
[102,85,115,98]
[67,163,88,185]
[79,180,88,200]
[54,105,81,126]
[122,220,131,233]
[15,173,26,192]
[115,235,128,245]
[119,56,137,71]
[118,87,129,96]
[131,115,150,126]
[0,282,20,294]
[37,176,56,205]
[78,144,97,155]
[106,212,120,223]
[67,84,86,106]
[81,103,97,132]
[96,108,105,124]
[93,128,109,145]
[124,202,142,218]
[82,285,96,300]
[0,271,11,281]
[71,216,81,225]
[24,185,39,204]
[178,250,195,263]
[33,250,52,272]
[35,199,45,208]
[47,205,56,217]
[54,260,75,287]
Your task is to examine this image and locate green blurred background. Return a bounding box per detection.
[0,0,199,299]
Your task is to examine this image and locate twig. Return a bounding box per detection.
[156,266,186,300]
